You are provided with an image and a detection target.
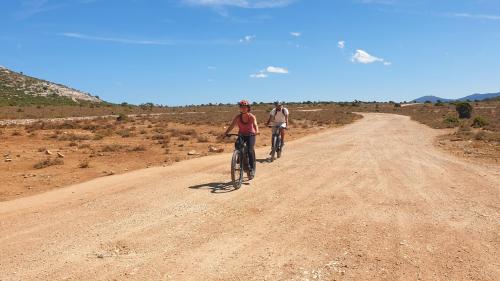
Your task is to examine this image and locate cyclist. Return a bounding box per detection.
[224,100,259,180]
[266,101,289,152]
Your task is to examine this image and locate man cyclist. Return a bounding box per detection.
[265,101,289,153]
[224,100,259,180]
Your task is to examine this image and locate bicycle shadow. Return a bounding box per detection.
[256,158,271,164]
[188,181,249,194]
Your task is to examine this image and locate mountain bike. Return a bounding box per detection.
[269,125,287,162]
[225,134,252,189]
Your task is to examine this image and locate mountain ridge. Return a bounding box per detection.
[413,92,500,103]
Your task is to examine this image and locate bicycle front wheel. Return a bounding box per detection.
[270,135,278,162]
[231,150,243,189]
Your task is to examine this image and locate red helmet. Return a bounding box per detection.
[238,100,251,107]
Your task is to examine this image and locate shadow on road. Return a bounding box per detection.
[189,181,249,194]
[256,158,271,164]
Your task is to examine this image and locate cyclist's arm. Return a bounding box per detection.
[224,115,238,135]
[265,115,272,126]
[253,115,260,134]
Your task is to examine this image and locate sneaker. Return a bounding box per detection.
[248,169,255,180]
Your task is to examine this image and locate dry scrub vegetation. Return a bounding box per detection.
[0,104,360,201]
[1,100,497,201]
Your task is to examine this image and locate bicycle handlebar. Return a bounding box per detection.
[267,125,289,130]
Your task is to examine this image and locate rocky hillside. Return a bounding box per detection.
[0,66,102,106]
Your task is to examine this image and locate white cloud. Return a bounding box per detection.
[266,66,289,74]
[290,32,301,37]
[250,65,289,78]
[60,32,239,46]
[239,35,256,43]
[183,0,296,8]
[351,49,389,65]
[338,41,345,49]
[60,32,174,45]
[447,12,500,21]
[383,61,392,66]
[250,72,268,78]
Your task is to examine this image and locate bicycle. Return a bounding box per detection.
[225,134,254,189]
[268,125,287,162]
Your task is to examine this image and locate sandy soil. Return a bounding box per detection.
[0,120,326,202]
[1,113,499,280]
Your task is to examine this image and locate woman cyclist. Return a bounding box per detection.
[224,100,259,180]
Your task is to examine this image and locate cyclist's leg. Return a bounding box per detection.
[280,128,285,147]
[271,125,279,147]
[246,135,256,176]
[279,123,286,149]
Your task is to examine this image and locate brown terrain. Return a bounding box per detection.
[0,113,498,280]
[0,106,360,201]
[354,100,500,163]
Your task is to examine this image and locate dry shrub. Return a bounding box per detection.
[152,133,169,140]
[129,145,147,152]
[94,129,113,139]
[34,157,64,169]
[101,144,126,152]
[58,133,91,141]
[153,127,166,134]
[116,129,134,138]
[197,135,209,143]
[78,143,91,149]
[79,159,90,168]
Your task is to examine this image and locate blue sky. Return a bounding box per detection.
[1,0,499,105]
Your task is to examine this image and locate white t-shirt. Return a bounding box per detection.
[270,107,289,124]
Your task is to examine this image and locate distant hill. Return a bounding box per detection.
[413,92,500,103]
[0,66,102,106]
[458,92,500,101]
[412,96,454,103]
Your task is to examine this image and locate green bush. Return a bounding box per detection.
[455,102,472,119]
[472,116,488,128]
[443,116,459,127]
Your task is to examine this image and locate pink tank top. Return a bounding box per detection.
[237,113,256,135]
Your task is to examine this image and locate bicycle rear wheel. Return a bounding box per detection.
[231,150,244,188]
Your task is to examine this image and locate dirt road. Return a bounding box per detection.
[1,113,499,280]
